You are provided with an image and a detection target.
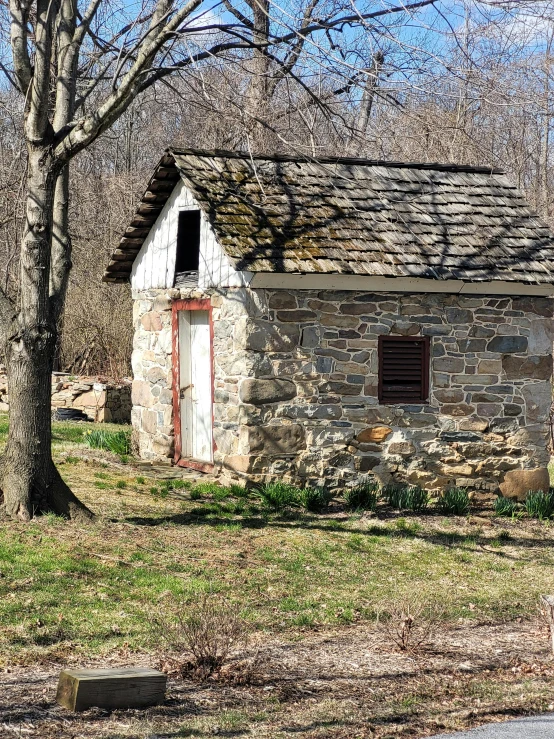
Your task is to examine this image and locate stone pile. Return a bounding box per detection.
[0,368,131,423]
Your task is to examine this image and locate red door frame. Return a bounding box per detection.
[171,298,215,473]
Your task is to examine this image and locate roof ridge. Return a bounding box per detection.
[166,146,505,176]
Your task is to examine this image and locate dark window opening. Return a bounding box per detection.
[174,210,200,285]
[378,335,430,404]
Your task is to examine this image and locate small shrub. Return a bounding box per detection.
[154,594,248,679]
[85,429,131,456]
[190,489,203,501]
[299,486,331,513]
[438,487,470,515]
[525,489,554,520]
[136,476,146,485]
[344,478,379,510]
[116,480,127,490]
[253,482,300,511]
[377,596,444,652]
[494,496,519,517]
[150,486,159,496]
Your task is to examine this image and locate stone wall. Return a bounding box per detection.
[131,292,176,458]
[0,370,131,423]
[132,287,553,499]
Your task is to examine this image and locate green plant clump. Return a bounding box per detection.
[344,479,379,511]
[382,484,409,510]
[494,496,519,518]
[382,484,429,512]
[192,481,227,496]
[228,484,249,498]
[299,486,331,513]
[438,487,470,515]
[85,429,131,456]
[254,482,300,511]
[524,489,554,520]
[405,486,429,512]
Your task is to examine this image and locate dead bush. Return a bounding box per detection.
[377,597,444,653]
[153,594,250,680]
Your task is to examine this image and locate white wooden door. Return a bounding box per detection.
[178,310,213,462]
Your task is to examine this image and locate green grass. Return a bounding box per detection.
[2,473,554,666]
[1,413,554,670]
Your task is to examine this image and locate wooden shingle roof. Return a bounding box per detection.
[104,148,554,284]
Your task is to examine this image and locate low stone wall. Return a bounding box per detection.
[0,370,131,423]
[132,287,553,500]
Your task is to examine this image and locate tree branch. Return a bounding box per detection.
[9,0,32,94]
[222,0,253,30]
[49,166,72,322]
[53,0,206,160]
[134,0,437,94]
[26,0,57,142]
[267,0,320,96]
[270,0,437,48]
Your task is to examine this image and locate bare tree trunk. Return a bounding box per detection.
[246,0,271,151]
[0,147,92,521]
[352,51,384,155]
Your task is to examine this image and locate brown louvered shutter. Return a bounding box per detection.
[378,335,430,404]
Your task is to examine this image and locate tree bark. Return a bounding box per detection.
[245,0,271,151]
[0,147,93,521]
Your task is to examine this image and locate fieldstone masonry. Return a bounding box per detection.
[53,378,131,422]
[132,287,554,500]
[0,366,131,423]
[0,370,131,422]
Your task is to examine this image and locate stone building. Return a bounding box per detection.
[104,149,554,498]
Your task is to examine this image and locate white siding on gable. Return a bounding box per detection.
[199,233,252,288]
[131,178,251,290]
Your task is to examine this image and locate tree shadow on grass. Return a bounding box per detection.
[121,510,554,561]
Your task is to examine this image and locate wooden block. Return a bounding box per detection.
[56,667,167,711]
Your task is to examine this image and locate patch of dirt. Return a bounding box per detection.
[1,619,553,738]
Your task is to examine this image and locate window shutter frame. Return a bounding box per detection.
[378,335,430,404]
